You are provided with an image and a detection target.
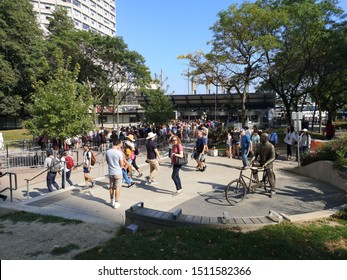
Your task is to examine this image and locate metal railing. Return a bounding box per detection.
[0,172,18,202]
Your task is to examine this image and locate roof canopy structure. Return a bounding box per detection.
[136,93,276,111]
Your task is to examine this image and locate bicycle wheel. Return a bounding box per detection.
[225,179,247,205]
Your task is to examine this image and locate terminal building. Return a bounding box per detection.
[136,92,276,128]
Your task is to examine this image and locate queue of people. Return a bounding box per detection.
[37,117,338,208]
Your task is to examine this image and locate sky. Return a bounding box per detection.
[116,0,347,95]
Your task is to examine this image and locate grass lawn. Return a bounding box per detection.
[0,207,346,260]
[1,129,31,141]
[75,209,347,260]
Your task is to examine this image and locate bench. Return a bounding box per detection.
[125,202,278,233]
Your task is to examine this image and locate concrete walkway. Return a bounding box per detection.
[0,150,346,229]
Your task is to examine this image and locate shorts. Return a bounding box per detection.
[83,166,90,173]
[232,140,239,145]
[109,174,122,189]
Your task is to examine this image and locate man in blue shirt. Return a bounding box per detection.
[268,127,279,158]
[240,129,251,169]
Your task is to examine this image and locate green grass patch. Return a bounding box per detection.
[0,211,83,225]
[51,243,80,255]
[75,212,347,260]
[2,129,31,141]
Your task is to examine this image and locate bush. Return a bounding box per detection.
[208,127,228,147]
[301,136,347,169]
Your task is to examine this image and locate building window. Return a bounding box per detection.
[73,0,81,7]
[82,23,89,30]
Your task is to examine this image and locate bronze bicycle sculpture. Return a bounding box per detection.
[224,165,276,205]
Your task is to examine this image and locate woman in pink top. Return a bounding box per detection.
[171,137,184,196]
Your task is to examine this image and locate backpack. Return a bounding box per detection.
[50,156,61,173]
[89,151,96,166]
[65,156,74,170]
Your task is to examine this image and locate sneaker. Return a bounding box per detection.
[172,189,183,196]
[114,201,120,209]
[151,181,159,185]
[82,186,89,190]
[128,182,135,188]
[91,181,96,188]
[110,199,115,207]
[242,165,250,170]
[138,173,143,177]
[270,190,276,197]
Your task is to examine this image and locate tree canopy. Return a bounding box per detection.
[143,88,175,125]
[23,51,93,139]
[0,3,152,137]
[180,0,347,125]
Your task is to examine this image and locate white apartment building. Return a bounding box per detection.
[30,0,116,37]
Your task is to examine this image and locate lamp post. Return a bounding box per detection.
[116,92,120,135]
[215,84,218,121]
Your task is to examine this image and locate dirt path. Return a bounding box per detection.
[0,220,116,260]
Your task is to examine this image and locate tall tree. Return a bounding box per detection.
[179,2,280,126]
[23,51,93,141]
[143,88,175,125]
[258,0,344,124]
[92,35,151,129]
[0,0,42,117]
[307,20,347,124]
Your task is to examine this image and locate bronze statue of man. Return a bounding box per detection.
[251,132,276,197]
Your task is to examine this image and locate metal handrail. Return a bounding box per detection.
[24,160,63,200]
[0,172,18,202]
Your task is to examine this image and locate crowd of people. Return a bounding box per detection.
[40,118,337,207]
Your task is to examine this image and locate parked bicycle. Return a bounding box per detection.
[224,166,276,205]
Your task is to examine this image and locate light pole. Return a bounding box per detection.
[116,92,120,135]
[215,84,218,121]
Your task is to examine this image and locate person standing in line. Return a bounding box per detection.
[226,130,232,158]
[106,139,123,209]
[145,132,161,185]
[171,136,184,196]
[250,130,260,158]
[299,128,311,155]
[323,119,335,140]
[232,127,240,159]
[82,143,96,190]
[43,149,60,192]
[240,129,251,169]
[284,125,296,160]
[268,127,279,158]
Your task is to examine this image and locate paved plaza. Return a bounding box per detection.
[0,149,346,229]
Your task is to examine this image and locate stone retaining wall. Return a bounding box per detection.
[291,161,347,193]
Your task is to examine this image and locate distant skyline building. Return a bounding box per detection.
[30,0,116,37]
